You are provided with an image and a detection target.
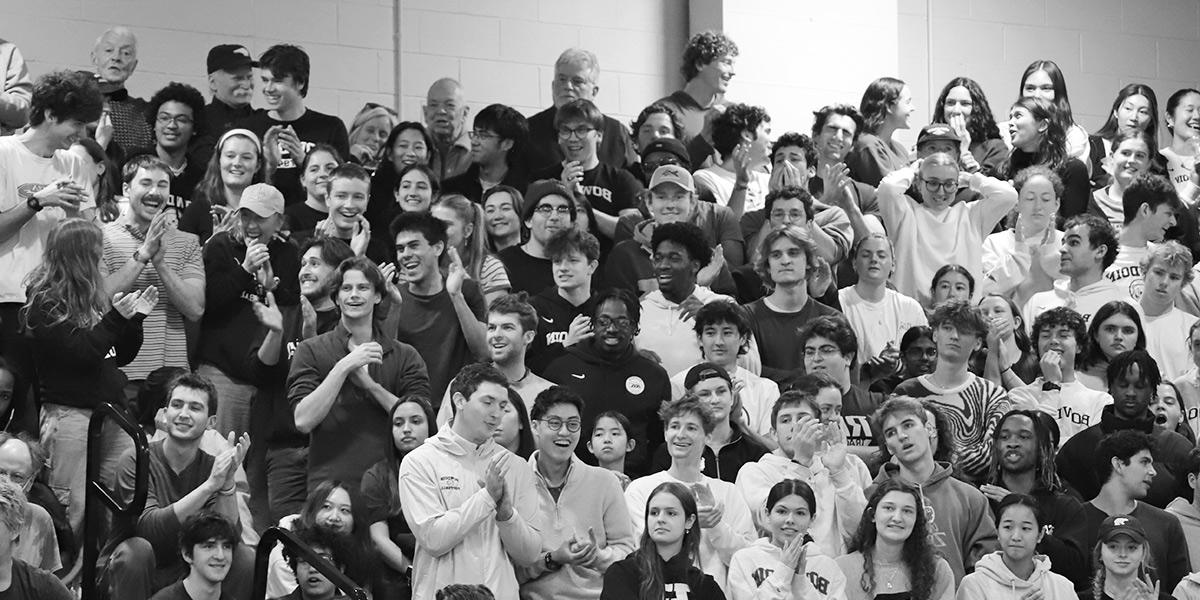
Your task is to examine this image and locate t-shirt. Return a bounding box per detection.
[837,287,928,361]
[149,579,234,600]
[1105,244,1150,301]
[693,164,771,213]
[533,162,642,217]
[1161,146,1200,205]
[283,202,326,237]
[0,136,94,302]
[102,218,205,380]
[0,559,72,600]
[1140,306,1198,380]
[499,245,554,296]
[237,109,351,205]
[394,279,486,401]
[842,385,885,448]
[892,374,1011,482]
[743,296,843,385]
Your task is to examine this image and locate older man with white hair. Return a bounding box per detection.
[524,48,634,173]
[91,26,152,150]
[424,77,471,181]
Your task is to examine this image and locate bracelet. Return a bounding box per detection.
[544,552,562,571]
[733,183,749,191]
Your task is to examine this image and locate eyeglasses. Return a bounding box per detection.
[769,209,806,222]
[555,75,594,89]
[803,345,842,358]
[468,130,500,141]
[595,316,634,330]
[905,348,938,359]
[557,126,596,140]
[921,179,957,193]
[156,113,194,127]
[538,417,582,432]
[534,205,572,216]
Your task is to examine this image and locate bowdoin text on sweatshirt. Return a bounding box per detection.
[728,537,847,600]
[397,428,543,600]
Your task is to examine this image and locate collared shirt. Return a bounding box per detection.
[431,128,472,182]
[102,215,204,380]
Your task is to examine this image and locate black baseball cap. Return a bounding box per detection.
[207,45,258,74]
[916,123,960,148]
[683,362,732,391]
[1098,514,1148,545]
[642,137,691,168]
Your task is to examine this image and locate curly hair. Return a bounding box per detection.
[1013,164,1064,198]
[1124,173,1181,226]
[20,219,107,331]
[711,103,770,158]
[931,77,1002,143]
[1064,213,1119,270]
[847,479,940,600]
[630,103,685,144]
[651,221,713,270]
[811,104,864,142]
[986,409,1063,492]
[1141,240,1195,285]
[27,70,103,126]
[659,393,717,434]
[859,77,907,135]
[771,132,817,169]
[145,81,207,137]
[754,225,815,288]
[764,185,815,221]
[680,31,739,81]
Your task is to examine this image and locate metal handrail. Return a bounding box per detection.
[253,526,369,600]
[81,403,149,600]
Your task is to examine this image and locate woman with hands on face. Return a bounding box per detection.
[22,219,154,533]
[932,77,1008,177]
[728,479,848,600]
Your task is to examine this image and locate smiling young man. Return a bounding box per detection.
[519,386,635,600]
[1056,350,1193,509]
[310,163,391,265]
[877,152,1017,307]
[694,103,772,217]
[1105,174,1180,301]
[1008,307,1114,445]
[797,316,886,454]
[893,300,1011,483]
[398,362,543,600]
[103,372,254,600]
[441,103,530,203]
[544,288,671,477]
[238,44,349,205]
[623,395,755,593]
[290,256,430,491]
[656,31,739,169]
[135,83,207,207]
[525,48,634,174]
[149,512,239,600]
[635,222,734,376]
[868,396,997,584]
[435,293,554,426]
[1080,430,1190,594]
[498,179,577,296]
[527,229,600,374]
[389,211,488,402]
[1024,214,1128,328]
[1136,241,1197,379]
[535,99,642,240]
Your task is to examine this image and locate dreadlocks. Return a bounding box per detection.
[986,409,1063,492]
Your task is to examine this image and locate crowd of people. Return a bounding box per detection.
[4,21,1200,600]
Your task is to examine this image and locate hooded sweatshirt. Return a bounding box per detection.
[636,286,735,376]
[544,342,671,477]
[1008,377,1113,446]
[735,451,870,558]
[1021,279,1130,335]
[1174,571,1200,600]
[984,483,1089,590]
[625,470,756,593]
[397,427,544,600]
[1166,498,1200,573]
[1054,406,1192,508]
[956,552,1077,600]
[869,462,999,584]
[727,537,847,600]
[600,549,725,600]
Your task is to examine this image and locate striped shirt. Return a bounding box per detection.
[479,253,511,296]
[102,217,204,380]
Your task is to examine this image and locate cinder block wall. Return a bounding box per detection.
[899,0,1200,148]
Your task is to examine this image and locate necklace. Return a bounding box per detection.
[512,368,530,384]
[874,560,902,590]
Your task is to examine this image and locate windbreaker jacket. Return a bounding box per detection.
[956,552,1077,600]
[728,537,847,600]
[398,427,544,600]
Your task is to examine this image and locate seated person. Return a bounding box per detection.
[266,480,375,598]
[149,512,239,600]
[0,479,70,599]
[0,433,59,573]
[279,525,355,600]
[694,103,772,216]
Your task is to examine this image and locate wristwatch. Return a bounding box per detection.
[133,249,151,265]
[1042,381,1061,392]
[26,196,42,212]
[543,552,562,571]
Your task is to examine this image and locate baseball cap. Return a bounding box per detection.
[207,44,258,74]
[917,123,960,148]
[649,165,695,193]
[683,362,732,391]
[642,138,691,166]
[239,184,285,217]
[1098,515,1148,545]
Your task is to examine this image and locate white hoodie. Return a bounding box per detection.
[955,552,1076,600]
[735,451,870,558]
[1022,278,1131,335]
[1174,572,1200,600]
[728,537,847,600]
[398,427,543,600]
[636,286,734,376]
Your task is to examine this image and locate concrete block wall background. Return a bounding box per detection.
[898,0,1200,149]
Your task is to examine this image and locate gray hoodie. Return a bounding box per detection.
[956,552,1076,600]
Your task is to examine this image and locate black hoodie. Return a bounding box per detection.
[600,550,725,600]
[543,341,669,478]
[1055,405,1192,509]
[527,287,597,375]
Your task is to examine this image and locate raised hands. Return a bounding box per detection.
[113,286,159,318]
[252,291,283,333]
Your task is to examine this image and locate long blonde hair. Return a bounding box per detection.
[21,219,108,330]
[433,194,489,280]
